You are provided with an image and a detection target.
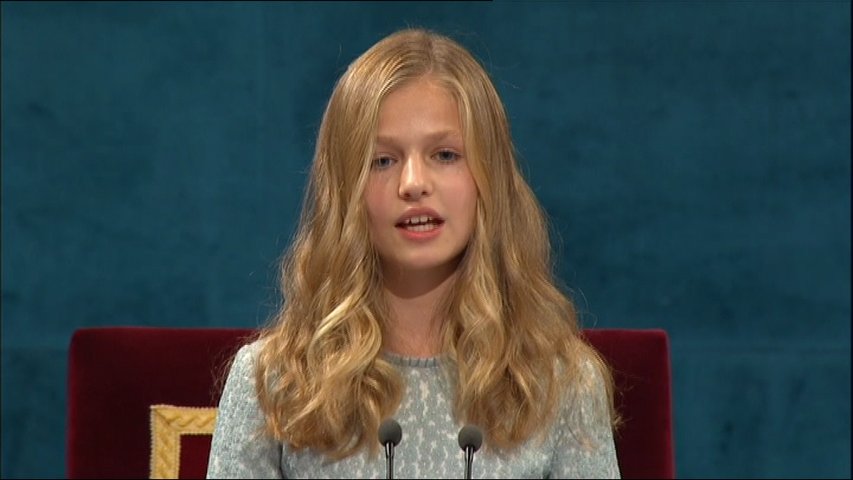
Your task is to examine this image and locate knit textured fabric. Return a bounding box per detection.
[207,340,621,479]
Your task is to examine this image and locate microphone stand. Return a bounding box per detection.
[385,442,395,480]
[458,424,483,480]
[378,418,402,479]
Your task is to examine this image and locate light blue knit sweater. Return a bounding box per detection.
[207,340,621,479]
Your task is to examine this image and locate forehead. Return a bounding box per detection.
[376,76,463,139]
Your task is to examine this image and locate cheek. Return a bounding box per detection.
[363,183,383,223]
[458,175,479,232]
[364,182,396,235]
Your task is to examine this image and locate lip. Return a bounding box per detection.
[395,207,445,242]
[395,207,444,227]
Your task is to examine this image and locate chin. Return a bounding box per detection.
[401,260,453,272]
[402,253,466,274]
[380,255,447,272]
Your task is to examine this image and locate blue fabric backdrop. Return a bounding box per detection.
[1,1,850,478]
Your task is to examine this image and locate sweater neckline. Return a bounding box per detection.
[381,351,442,368]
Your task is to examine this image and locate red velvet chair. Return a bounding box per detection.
[67,327,674,478]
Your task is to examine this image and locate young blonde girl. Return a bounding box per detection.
[208,28,620,479]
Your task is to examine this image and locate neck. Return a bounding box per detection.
[381,260,460,358]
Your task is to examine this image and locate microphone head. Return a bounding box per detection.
[378,418,402,447]
[457,424,483,452]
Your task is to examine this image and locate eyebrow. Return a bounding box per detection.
[375,130,463,145]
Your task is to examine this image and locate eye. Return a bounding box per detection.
[371,155,395,170]
[435,150,461,163]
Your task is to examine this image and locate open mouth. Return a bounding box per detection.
[396,215,445,232]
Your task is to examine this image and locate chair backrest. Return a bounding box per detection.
[584,328,675,478]
[67,327,674,479]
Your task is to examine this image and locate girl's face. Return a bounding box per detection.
[364,76,478,280]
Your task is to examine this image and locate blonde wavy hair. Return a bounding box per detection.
[253,28,618,460]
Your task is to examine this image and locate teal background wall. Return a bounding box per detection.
[1,1,850,478]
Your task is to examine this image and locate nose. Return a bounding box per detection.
[398,156,431,200]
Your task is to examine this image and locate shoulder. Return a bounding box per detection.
[556,349,612,431]
[575,352,609,395]
[230,338,265,374]
[219,338,267,401]
[209,339,283,478]
[558,345,609,397]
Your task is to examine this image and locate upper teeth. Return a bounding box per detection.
[404,215,434,226]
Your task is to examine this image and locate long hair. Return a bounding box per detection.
[253,28,618,460]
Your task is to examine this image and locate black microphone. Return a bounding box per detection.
[378,418,402,480]
[457,424,483,480]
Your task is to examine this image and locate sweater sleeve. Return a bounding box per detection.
[549,361,621,479]
[206,341,283,479]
